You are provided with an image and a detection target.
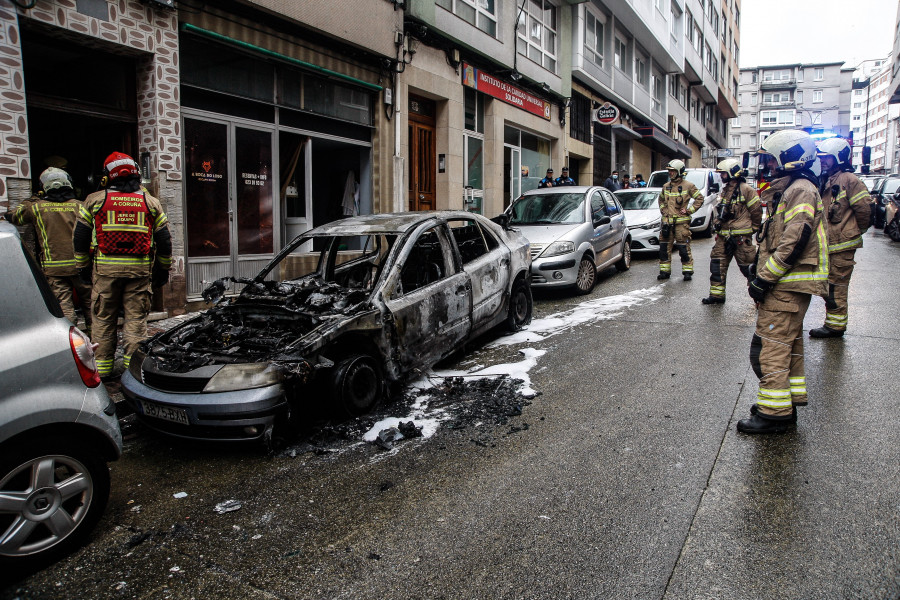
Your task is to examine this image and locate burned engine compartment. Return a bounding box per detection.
[146,276,375,374]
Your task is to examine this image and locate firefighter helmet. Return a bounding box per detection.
[666,159,686,178]
[757,130,816,175]
[103,152,140,181]
[816,137,852,168]
[39,167,74,192]
[716,158,744,180]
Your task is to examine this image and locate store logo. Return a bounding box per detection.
[593,102,619,125]
[202,160,212,173]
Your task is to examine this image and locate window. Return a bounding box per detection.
[796,90,803,103]
[614,34,628,71]
[853,101,862,109]
[669,75,677,98]
[731,116,741,127]
[763,91,790,104]
[750,113,757,125]
[854,89,863,96]
[731,135,740,148]
[570,92,592,144]
[517,0,557,72]
[693,22,703,55]
[449,218,497,264]
[763,69,791,81]
[651,70,663,112]
[813,89,823,103]
[584,10,605,67]
[635,53,648,88]
[670,5,680,40]
[761,110,794,125]
[750,134,757,147]
[436,0,497,37]
[751,92,758,105]
[680,84,688,108]
[398,227,450,294]
[853,114,862,121]
[464,87,484,192]
[796,68,804,82]
[814,67,824,80]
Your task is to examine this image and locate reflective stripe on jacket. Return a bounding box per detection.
[659,178,704,224]
[11,196,82,276]
[717,181,762,236]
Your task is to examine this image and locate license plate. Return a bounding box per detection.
[139,399,189,425]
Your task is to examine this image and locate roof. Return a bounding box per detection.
[304,211,490,236]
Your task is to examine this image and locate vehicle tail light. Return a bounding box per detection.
[70,326,101,388]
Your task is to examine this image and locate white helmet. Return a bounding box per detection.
[666,159,686,178]
[757,129,816,175]
[716,158,744,180]
[39,167,74,192]
[816,137,852,169]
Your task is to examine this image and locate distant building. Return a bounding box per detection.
[852,55,898,175]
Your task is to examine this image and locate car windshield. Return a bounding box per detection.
[615,190,660,210]
[508,193,586,225]
[648,171,707,189]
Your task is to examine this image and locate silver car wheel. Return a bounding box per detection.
[615,241,632,272]
[575,256,596,294]
[0,454,95,558]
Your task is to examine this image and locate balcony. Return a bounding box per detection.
[761,100,795,108]
[759,78,796,89]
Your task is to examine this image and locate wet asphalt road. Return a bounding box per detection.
[4,230,900,600]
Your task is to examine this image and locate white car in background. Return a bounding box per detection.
[614,187,663,254]
[647,168,722,237]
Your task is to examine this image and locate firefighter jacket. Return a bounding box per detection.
[75,187,172,277]
[659,177,704,224]
[716,180,762,236]
[821,170,871,254]
[756,175,829,296]
[10,190,82,276]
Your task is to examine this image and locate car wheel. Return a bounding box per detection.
[0,437,110,569]
[506,276,533,332]
[887,220,900,242]
[615,240,632,272]
[575,255,596,295]
[332,354,384,418]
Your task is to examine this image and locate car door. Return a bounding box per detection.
[447,217,510,328]
[600,190,626,265]
[589,189,614,262]
[383,224,472,370]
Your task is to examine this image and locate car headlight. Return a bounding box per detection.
[203,363,284,392]
[641,219,661,230]
[540,241,575,258]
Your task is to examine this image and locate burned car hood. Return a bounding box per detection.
[142,277,376,373]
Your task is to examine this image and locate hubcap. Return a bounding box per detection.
[577,260,594,290]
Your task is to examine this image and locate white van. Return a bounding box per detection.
[647,168,723,236]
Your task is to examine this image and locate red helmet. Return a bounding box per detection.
[103,152,140,181]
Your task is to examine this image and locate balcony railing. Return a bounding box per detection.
[760,78,796,88]
[761,100,795,108]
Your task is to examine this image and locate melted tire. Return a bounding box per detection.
[332,354,383,418]
[506,277,533,332]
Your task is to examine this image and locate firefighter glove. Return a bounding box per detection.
[152,265,169,288]
[748,277,772,302]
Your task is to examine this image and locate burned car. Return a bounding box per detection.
[121,211,532,444]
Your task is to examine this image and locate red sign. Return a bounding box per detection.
[462,63,551,121]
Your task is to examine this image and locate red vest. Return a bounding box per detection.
[94,190,153,255]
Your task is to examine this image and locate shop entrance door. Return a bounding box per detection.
[408,95,436,211]
[183,116,277,297]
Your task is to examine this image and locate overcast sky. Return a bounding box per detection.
[739,0,899,69]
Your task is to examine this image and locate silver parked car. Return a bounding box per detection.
[614,187,663,254]
[0,221,122,569]
[121,212,532,445]
[506,186,631,294]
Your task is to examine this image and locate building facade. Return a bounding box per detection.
[852,55,898,174]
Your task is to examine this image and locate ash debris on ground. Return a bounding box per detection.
[281,375,536,457]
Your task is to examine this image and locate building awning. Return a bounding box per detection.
[633,125,690,158]
[611,124,643,141]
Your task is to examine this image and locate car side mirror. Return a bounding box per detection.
[594,215,611,226]
[709,183,720,194]
[491,213,510,229]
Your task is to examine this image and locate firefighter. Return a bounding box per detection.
[701,158,762,304]
[73,152,172,379]
[738,130,829,434]
[808,138,870,338]
[4,167,93,333]
[657,159,704,280]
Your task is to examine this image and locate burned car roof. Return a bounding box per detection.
[303,211,496,236]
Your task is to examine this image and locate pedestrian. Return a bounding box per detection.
[634,174,647,187]
[701,158,762,304]
[738,129,829,434]
[808,138,870,338]
[554,166,576,186]
[621,173,631,189]
[4,167,93,334]
[603,170,621,191]
[538,168,555,188]
[657,159,704,280]
[73,152,172,380]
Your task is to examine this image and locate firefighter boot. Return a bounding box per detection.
[657,272,670,280]
[737,410,795,434]
[701,295,725,304]
[750,403,797,422]
[809,326,844,338]
[683,273,692,281]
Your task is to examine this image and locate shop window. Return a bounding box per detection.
[182,36,274,103]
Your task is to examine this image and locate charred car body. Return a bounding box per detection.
[121,212,532,444]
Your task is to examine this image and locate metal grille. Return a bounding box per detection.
[141,368,209,393]
[529,243,545,260]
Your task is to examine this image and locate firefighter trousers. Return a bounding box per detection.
[92,274,151,377]
[823,250,856,332]
[707,234,755,298]
[47,274,93,333]
[750,289,811,418]
[658,222,693,275]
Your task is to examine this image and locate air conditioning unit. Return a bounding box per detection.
[668,115,678,138]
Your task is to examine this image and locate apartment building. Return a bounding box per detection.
[852,56,898,174]
[734,62,852,181]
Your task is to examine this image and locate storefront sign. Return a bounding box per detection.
[462,63,551,121]
[593,102,619,125]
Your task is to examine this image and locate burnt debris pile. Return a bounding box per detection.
[425,376,533,430]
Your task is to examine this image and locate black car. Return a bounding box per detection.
[871,176,900,229]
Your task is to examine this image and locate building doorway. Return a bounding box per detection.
[408,95,436,211]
